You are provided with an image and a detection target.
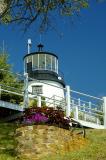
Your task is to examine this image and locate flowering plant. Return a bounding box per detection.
[23,113,48,124]
[21,107,71,129]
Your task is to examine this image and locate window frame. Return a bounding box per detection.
[32,85,43,95]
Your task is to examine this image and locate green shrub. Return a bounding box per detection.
[41,96,46,107]
[29,99,37,107]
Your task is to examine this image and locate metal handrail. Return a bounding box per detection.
[0,88,23,96]
[70,89,103,101]
[71,97,103,110]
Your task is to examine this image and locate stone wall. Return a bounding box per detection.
[15,125,86,160]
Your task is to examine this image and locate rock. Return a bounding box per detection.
[15,125,86,160]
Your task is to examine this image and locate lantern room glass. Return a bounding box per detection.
[25,53,58,74]
[33,54,38,70]
[46,54,51,70]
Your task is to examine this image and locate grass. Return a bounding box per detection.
[44,129,106,160]
[0,122,17,160]
[0,123,106,160]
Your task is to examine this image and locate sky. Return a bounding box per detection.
[0,1,106,98]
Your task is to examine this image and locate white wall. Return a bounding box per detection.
[28,80,65,107]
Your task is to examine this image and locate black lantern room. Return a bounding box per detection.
[23,43,65,87]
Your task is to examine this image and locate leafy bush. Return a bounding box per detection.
[41,96,46,107]
[1,92,23,104]
[29,99,37,107]
[28,96,46,108]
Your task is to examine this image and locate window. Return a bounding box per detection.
[27,55,32,63]
[33,54,38,70]
[24,58,27,72]
[39,54,45,69]
[32,85,43,95]
[46,54,51,70]
[52,56,55,72]
[26,55,32,72]
[27,62,32,72]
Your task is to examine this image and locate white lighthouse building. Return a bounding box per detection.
[23,41,65,107]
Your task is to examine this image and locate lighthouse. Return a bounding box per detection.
[23,40,65,107]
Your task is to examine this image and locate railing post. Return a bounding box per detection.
[96,117,100,125]
[89,102,91,113]
[83,104,86,121]
[78,98,81,106]
[24,73,29,108]
[74,105,79,121]
[103,97,106,129]
[66,85,71,117]
[37,96,41,107]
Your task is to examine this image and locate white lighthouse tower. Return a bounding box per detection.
[23,40,65,107]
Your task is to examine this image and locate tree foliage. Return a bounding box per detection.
[0,0,89,32]
[0,53,20,87]
[0,53,14,84]
[0,53,23,104]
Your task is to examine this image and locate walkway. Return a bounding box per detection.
[72,118,104,129]
[0,100,24,111]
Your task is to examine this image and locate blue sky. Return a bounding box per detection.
[0,1,106,98]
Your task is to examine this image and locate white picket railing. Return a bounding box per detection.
[0,84,105,129]
[70,98,103,124]
[0,69,106,129]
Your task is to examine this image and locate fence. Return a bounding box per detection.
[68,86,106,129]
[70,97,103,124]
[0,69,106,128]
